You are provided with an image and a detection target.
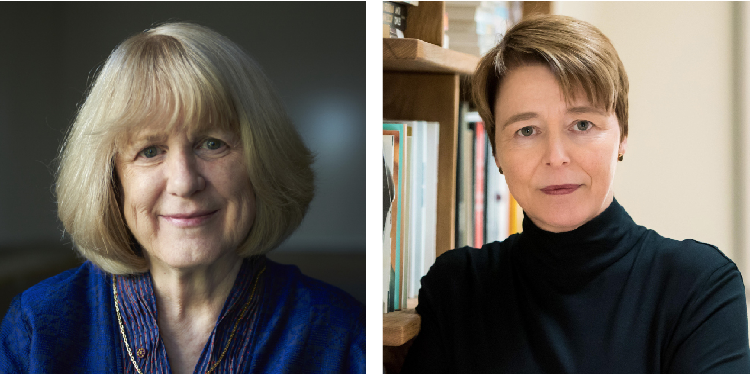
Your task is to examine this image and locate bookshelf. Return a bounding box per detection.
[384,1,472,261]
[383,2,550,372]
[384,38,476,74]
[383,3,474,370]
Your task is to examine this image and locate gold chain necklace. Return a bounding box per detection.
[113,265,267,374]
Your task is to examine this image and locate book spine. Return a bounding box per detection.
[473,121,486,248]
[382,136,396,313]
[383,1,408,31]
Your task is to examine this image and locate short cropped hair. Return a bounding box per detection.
[56,22,314,274]
[472,14,629,156]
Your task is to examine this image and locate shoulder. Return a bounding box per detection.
[642,230,738,281]
[260,259,364,345]
[423,235,518,290]
[637,230,745,319]
[263,259,364,322]
[11,261,107,320]
[1,262,115,372]
[253,259,365,373]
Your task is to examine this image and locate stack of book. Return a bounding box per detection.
[455,103,520,249]
[444,1,511,56]
[383,121,439,312]
[383,111,522,313]
[383,1,420,38]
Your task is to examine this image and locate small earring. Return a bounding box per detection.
[618,154,624,162]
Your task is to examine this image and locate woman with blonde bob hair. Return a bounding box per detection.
[402,15,749,373]
[0,22,364,373]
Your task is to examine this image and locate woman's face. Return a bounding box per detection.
[493,63,627,232]
[115,123,255,270]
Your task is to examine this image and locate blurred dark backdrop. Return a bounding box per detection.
[0,2,365,315]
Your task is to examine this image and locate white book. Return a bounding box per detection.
[406,121,439,299]
[485,138,510,243]
[421,122,439,279]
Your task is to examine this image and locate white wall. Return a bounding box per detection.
[554,2,741,264]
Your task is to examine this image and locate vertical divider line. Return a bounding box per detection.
[732,2,748,290]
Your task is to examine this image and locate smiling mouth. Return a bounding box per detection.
[540,184,581,195]
[161,210,218,227]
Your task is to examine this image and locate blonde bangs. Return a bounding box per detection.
[103,34,239,151]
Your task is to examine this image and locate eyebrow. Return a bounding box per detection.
[125,133,168,151]
[501,106,608,129]
[501,112,538,130]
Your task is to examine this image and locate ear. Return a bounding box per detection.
[493,150,504,174]
[618,136,628,156]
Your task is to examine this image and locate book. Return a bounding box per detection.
[455,102,474,248]
[405,121,439,300]
[485,138,510,243]
[383,123,409,310]
[473,120,486,247]
[445,1,509,56]
[402,126,412,309]
[383,136,396,313]
[383,1,408,38]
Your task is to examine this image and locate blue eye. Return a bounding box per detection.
[202,139,225,150]
[518,126,534,136]
[575,120,593,131]
[139,146,159,158]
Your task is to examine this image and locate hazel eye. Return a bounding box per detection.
[575,120,593,131]
[202,138,225,150]
[518,126,535,137]
[139,146,159,158]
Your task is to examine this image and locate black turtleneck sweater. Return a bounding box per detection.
[401,199,750,373]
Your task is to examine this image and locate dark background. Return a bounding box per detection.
[0,2,365,315]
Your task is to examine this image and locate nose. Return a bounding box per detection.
[165,150,205,197]
[544,131,570,168]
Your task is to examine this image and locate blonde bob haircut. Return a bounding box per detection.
[473,14,629,156]
[56,22,314,274]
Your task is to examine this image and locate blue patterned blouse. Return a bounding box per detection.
[0,256,365,373]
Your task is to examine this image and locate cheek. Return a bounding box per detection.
[497,147,534,182]
[220,164,256,225]
[118,168,160,228]
[576,146,618,189]
[238,182,256,226]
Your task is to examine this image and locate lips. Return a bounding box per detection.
[161,210,218,227]
[540,184,581,195]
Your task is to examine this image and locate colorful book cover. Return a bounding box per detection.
[401,127,412,309]
[383,135,396,313]
[384,123,407,310]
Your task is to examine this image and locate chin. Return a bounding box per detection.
[150,239,232,269]
[529,199,595,232]
[538,213,588,232]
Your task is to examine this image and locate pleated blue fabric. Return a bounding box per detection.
[1,256,364,373]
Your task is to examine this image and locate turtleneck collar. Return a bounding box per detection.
[515,198,645,291]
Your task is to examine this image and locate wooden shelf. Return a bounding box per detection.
[384,38,479,75]
[383,309,421,346]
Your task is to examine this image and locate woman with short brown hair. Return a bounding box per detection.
[402,15,749,373]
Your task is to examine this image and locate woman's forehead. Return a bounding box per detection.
[117,114,235,148]
[495,66,611,117]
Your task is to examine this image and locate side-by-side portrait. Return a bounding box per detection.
[0,2,364,373]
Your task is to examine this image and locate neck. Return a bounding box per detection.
[148,252,242,322]
[146,252,243,374]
